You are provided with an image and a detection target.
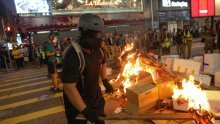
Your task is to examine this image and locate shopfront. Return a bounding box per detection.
[158,0,190,31]
[14,0,148,33]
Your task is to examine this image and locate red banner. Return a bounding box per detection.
[191,0,215,17]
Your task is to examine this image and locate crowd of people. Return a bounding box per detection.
[1,24,219,71]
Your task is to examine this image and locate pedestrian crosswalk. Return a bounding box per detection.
[0,68,66,124]
[0,106,65,124]
[0,67,147,124]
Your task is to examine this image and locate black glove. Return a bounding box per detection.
[81,107,100,123]
[102,79,114,94]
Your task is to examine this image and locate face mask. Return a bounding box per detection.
[80,36,102,50]
[53,37,58,43]
[79,31,103,50]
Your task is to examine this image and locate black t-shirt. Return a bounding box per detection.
[61,46,105,116]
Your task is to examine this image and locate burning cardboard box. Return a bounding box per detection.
[157,77,175,100]
[172,76,213,114]
[125,83,159,113]
[172,96,189,111]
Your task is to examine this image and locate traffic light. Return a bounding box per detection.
[6,26,11,32]
[5,26,12,37]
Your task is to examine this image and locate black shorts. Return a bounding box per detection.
[47,62,55,74]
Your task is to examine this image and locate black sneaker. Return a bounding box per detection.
[54,88,62,93]
[50,87,55,91]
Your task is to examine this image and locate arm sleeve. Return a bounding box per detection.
[60,46,80,84]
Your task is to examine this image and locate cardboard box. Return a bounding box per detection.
[193,74,212,86]
[193,56,203,63]
[172,97,189,111]
[165,58,175,71]
[130,71,153,84]
[157,78,175,100]
[125,83,159,113]
[204,54,220,75]
[160,55,179,71]
[204,90,220,115]
[161,55,179,64]
[173,59,201,75]
[215,70,220,87]
[193,56,204,71]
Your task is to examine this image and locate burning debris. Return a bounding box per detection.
[172,75,215,124]
[108,43,216,123]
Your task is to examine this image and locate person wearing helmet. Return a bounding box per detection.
[61,13,114,124]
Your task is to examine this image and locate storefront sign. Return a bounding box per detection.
[162,0,188,8]
[191,0,215,17]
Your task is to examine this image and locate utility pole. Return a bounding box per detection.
[150,0,154,30]
[1,19,13,71]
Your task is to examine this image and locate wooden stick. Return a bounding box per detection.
[77,113,220,120]
[99,113,194,120]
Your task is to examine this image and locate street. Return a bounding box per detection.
[0,40,219,124]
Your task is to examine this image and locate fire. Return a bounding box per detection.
[114,43,158,93]
[122,78,132,93]
[121,55,143,92]
[119,43,134,61]
[122,57,143,78]
[172,75,214,123]
[172,75,211,111]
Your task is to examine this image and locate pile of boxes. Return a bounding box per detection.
[123,54,220,114]
[124,76,175,113]
[161,54,220,87]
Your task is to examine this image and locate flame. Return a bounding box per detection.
[172,75,211,112]
[122,78,132,93]
[119,43,134,61]
[117,89,120,92]
[122,57,143,78]
[114,43,157,93]
[120,55,145,92]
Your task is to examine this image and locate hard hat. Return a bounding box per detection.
[79,13,104,32]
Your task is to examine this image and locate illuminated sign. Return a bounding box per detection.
[14,0,51,16]
[16,36,22,45]
[215,0,220,16]
[162,0,188,7]
[191,0,215,17]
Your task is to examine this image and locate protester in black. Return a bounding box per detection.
[61,13,114,124]
[175,28,183,57]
